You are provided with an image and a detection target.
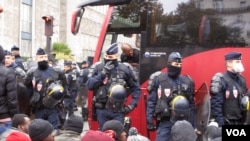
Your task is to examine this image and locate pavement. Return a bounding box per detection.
[74,106,90,131]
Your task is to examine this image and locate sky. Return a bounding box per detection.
[159,0,190,14]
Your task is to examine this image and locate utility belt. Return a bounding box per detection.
[155,112,171,121]
[94,101,125,113]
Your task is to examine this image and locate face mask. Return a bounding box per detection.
[104,59,118,67]
[167,64,182,78]
[38,60,49,70]
[232,62,244,73]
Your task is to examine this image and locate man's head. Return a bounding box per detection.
[81,60,88,69]
[4,50,15,67]
[11,45,20,56]
[102,120,127,141]
[225,51,244,73]
[35,48,49,70]
[12,114,31,133]
[71,62,77,69]
[64,60,72,71]
[28,119,54,141]
[121,43,133,57]
[167,52,182,78]
[171,120,197,141]
[63,115,83,134]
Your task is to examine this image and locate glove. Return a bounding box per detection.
[102,61,115,75]
[147,122,156,131]
[124,105,134,114]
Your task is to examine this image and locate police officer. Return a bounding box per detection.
[77,60,89,121]
[63,60,78,116]
[146,52,195,141]
[210,51,248,126]
[87,43,141,129]
[24,48,67,134]
[11,46,25,70]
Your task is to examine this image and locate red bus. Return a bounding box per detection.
[71,0,250,140]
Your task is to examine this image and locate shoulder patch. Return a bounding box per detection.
[210,72,223,94]
[147,71,162,92]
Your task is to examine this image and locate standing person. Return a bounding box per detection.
[4,50,26,78]
[71,62,80,111]
[4,50,29,115]
[146,52,196,141]
[24,48,67,134]
[210,51,248,126]
[77,60,89,121]
[87,43,141,129]
[11,45,24,70]
[0,45,19,135]
[63,60,78,116]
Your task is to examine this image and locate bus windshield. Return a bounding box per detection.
[107,0,248,48]
[104,0,250,84]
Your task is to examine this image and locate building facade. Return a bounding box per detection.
[0,0,135,62]
[193,0,250,45]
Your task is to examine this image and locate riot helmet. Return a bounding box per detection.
[106,84,127,112]
[170,95,190,122]
[43,81,64,108]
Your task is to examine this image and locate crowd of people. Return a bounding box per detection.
[2,41,248,141]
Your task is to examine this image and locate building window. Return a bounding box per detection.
[237,15,243,22]
[213,0,223,12]
[240,1,247,9]
[21,39,32,57]
[247,30,250,38]
[21,4,32,33]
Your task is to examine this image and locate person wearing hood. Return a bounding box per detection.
[0,45,19,135]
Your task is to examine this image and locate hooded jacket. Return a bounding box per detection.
[0,45,19,119]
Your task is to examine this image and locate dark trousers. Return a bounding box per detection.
[156,120,174,141]
[34,108,59,129]
[96,108,124,130]
[64,98,74,116]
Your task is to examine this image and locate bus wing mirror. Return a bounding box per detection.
[71,8,84,35]
[77,0,132,7]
